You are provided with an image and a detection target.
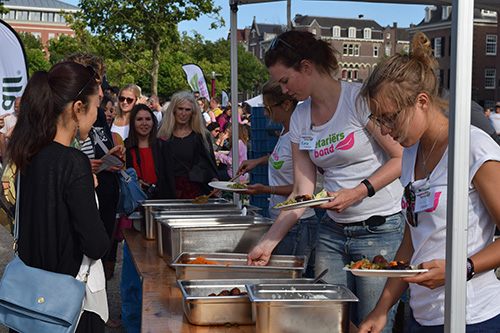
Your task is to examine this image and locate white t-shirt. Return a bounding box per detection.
[489,112,500,134]
[401,126,500,326]
[268,130,316,220]
[154,110,163,124]
[289,81,402,223]
[111,123,129,141]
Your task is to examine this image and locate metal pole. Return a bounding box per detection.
[211,71,216,97]
[444,0,474,331]
[230,0,240,206]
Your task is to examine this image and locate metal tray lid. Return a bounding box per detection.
[171,252,306,271]
[151,208,248,218]
[139,198,232,207]
[157,216,274,228]
[245,283,359,303]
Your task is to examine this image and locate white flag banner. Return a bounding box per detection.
[221,90,229,107]
[181,64,210,100]
[0,19,28,116]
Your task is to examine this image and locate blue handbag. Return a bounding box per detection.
[117,168,147,214]
[0,178,87,333]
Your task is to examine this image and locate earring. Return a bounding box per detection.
[71,123,81,150]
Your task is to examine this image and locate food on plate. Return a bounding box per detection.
[314,189,328,199]
[274,194,313,208]
[227,183,246,189]
[346,255,417,270]
[185,256,220,265]
[274,198,297,208]
[208,287,248,297]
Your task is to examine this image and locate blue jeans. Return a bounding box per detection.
[314,212,405,332]
[406,310,500,332]
[121,243,142,333]
[273,215,319,278]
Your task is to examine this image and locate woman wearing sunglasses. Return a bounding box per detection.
[111,84,141,141]
[246,31,404,331]
[358,33,500,332]
[238,79,319,276]
[7,62,110,331]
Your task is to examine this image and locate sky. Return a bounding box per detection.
[63,0,428,42]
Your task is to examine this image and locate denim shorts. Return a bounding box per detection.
[406,309,500,332]
[314,212,405,332]
[273,215,320,278]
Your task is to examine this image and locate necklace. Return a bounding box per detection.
[421,122,445,173]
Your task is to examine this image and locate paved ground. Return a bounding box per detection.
[0,226,126,333]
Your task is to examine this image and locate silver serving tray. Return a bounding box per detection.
[159,217,273,265]
[177,278,324,326]
[171,252,307,280]
[246,284,358,333]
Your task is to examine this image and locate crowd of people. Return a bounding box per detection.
[3,28,500,333]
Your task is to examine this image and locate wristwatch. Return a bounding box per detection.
[466,258,475,281]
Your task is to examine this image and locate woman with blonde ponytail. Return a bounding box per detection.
[358,32,500,332]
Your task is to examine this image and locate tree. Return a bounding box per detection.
[72,0,224,95]
[18,32,51,76]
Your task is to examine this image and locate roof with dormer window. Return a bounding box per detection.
[4,0,79,11]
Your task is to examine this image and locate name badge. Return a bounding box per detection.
[300,135,316,150]
[414,187,435,213]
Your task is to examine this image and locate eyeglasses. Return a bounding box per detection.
[119,96,136,104]
[74,65,100,102]
[404,182,418,227]
[269,37,303,59]
[369,108,403,130]
[265,101,285,114]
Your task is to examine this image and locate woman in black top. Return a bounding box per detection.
[158,91,218,199]
[7,62,110,333]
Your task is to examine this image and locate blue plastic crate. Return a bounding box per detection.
[250,194,270,218]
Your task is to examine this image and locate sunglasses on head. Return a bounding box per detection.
[119,96,135,104]
[265,100,285,114]
[404,182,418,227]
[269,37,304,59]
[74,65,100,102]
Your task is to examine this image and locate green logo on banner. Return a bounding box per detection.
[189,73,200,91]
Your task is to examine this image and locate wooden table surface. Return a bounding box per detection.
[123,228,358,333]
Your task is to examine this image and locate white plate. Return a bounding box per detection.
[209,181,247,192]
[276,197,332,210]
[343,266,428,277]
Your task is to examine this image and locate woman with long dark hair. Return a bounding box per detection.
[7,61,110,332]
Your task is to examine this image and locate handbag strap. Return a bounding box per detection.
[13,175,20,246]
[94,128,130,181]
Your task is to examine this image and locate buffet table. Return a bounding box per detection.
[123,228,358,332]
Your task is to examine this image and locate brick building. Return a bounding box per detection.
[408,6,500,108]
[2,0,79,46]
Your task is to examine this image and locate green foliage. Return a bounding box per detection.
[18,32,50,76]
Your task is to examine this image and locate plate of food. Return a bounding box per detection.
[208,181,247,192]
[343,255,428,277]
[275,190,332,210]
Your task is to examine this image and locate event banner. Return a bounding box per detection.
[0,19,28,116]
[181,64,210,100]
[221,90,229,107]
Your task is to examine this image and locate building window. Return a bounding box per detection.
[486,35,497,56]
[404,45,410,53]
[30,11,41,21]
[434,38,442,58]
[363,28,371,39]
[5,10,16,20]
[31,32,41,40]
[343,43,359,56]
[348,27,356,39]
[312,29,317,36]
[17,11,28,21]
[373,45,379,57]
[485,69,496,89]
[49,33,56,40]
[332,26,341,38]
[482,10,497,17]
[55,14,65,23]
[43,12,55,22]
[385,45,391,56]
[386,32,390,39]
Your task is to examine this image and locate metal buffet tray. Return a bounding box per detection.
[177,278,324,326]
[171,252,307,280]
[246,284,358,333]
[159,216,273,265]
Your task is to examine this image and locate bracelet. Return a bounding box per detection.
[361,179,376,197]
[467,258,475,281]
[270,186,275,195]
